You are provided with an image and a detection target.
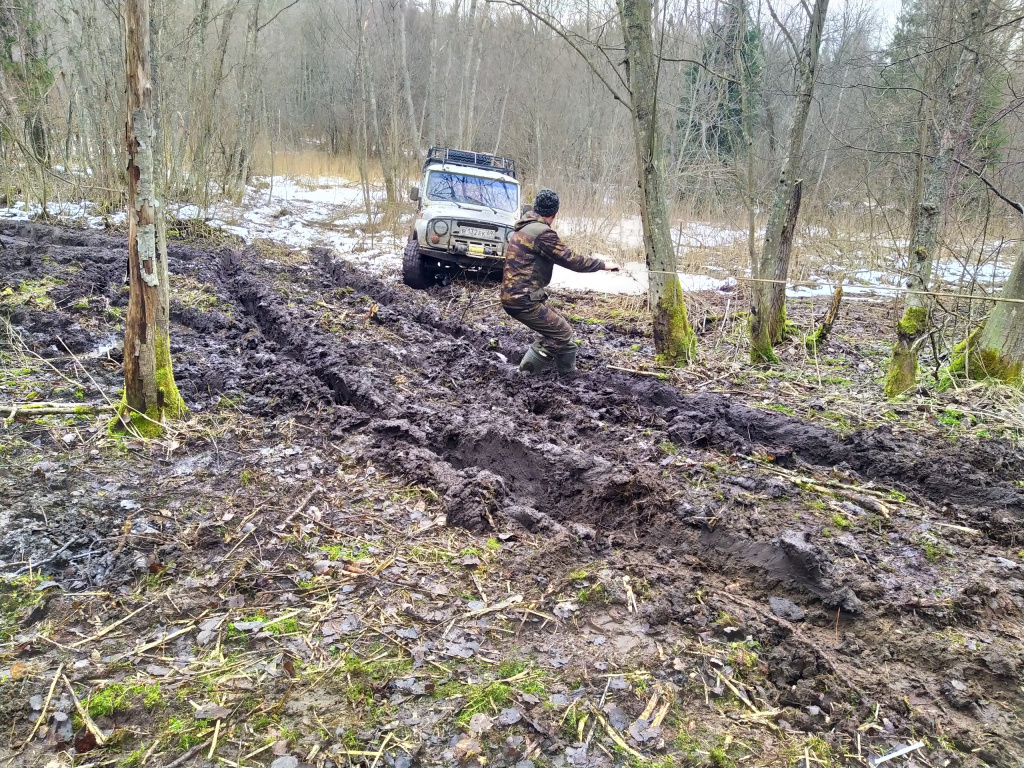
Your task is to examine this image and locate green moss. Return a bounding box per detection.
[884,342,918,399]
[652,277,696,366]
[748,308,780,363]
[109,329,188,438]
[831,513,853,530]
[949,341,1023,388]
[897,305,929,337]
[1,576,44,641]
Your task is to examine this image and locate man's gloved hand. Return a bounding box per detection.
[603,260,621,272]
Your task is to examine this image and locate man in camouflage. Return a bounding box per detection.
[501,189,619,373]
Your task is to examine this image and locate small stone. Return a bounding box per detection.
[270,757,299,768]
[145,665,172,677]
[312,560,332,575]
[30,695,44,710]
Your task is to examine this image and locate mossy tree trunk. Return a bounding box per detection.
[749,0,828,363]
[620,0,696,364]
[117,0,186,438]
[953,212,1024,385]
[884,0,993,397]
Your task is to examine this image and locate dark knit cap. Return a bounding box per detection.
[533,188,560,217]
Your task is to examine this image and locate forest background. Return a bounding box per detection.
[3,0,1024,389]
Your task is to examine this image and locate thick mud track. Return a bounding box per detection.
[3,223,1024,764]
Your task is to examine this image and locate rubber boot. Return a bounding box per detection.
[520,342,554,374]
[554,346,577,374]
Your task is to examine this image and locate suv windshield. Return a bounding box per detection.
[427,171,517,212]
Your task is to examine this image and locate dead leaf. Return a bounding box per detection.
[74,729,97,753]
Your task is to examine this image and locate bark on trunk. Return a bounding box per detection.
[117,0,185,438]
[398,1,421,160]
[620,0,695,364]
[457,0,478,147]
[953,213,1024,386]
[885,0,993,397]
[749,0,829,363]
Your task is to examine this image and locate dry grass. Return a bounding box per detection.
[248,147,419,186]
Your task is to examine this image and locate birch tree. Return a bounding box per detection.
[115,0,186,438]
[748,0,829,363]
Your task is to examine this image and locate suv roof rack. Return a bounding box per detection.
[424,146,517,179]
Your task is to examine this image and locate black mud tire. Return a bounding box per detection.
[402,240,431,289]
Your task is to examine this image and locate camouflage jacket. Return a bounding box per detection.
[500,211,604,310]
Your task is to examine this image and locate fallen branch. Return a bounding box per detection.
[606,364,666,378]
[161,738,214,768]
[463,594,524,617]
[1,403,115,423]
[69,601,154,648]
[62,674,106,747]
[20,664,64,749]
[591,709,647,762]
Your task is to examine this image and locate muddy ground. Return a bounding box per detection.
[1,222,1023,768]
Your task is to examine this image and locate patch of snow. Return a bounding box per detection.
[549,260,738,296]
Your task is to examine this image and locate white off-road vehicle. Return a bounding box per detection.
[404,147,523,288]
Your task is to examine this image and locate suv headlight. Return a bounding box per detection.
[431,219,449,236]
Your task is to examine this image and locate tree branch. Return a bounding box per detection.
[258,0,300,33]
[952,158,1024,215]
[490,0,629,107]
[765,0,800,60]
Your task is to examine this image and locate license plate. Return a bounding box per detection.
[468,244,486,255]
[459,226,494,239]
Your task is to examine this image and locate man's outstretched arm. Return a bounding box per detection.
[536,229,617,272]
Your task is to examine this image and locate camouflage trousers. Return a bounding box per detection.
[503,301,575,353]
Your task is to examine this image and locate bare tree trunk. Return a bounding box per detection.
[748,0,829,363]
[398,0,421,160]
[117,0,185,437]
[457,0,478,147]
[422,0,439,147]
[465,12,490,148]
[358,0,397,205]
[885,0,993,397]
[620,0,696,363]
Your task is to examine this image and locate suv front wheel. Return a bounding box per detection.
[402,239,431,289]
